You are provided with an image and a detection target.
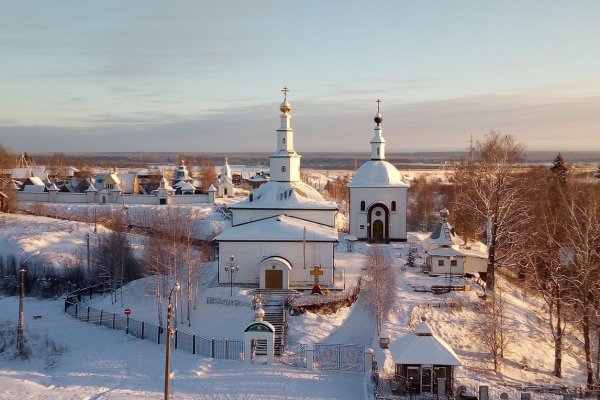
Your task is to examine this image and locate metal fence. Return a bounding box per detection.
[64,299,366,372]
[64,301,244,361]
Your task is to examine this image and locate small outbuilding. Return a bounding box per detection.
[389,318,461,396]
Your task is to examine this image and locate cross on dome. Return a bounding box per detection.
[281,86,290,101]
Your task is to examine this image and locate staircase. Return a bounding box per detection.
[252,289,294,356]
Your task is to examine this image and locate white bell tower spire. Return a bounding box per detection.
[370,99,386,161]
[270,86,301,182]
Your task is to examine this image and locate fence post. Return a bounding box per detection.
[86,307,90,322]
[211,338,215,358]
[75,304,78,318]
[126,315,129,335]
[225,339,229,359]
[112,313,116,329]
[158,327,161,345]
[175,330,178,349]
[141,321,144,340]
[307,347,314,370]
[192,335,196,354]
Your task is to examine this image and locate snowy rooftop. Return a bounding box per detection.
[422,220,464,247]
[230,180,337,210]
[347,160,408,188]
[429,246,465,257]
[214,214,339,242]
[389,322,462,366]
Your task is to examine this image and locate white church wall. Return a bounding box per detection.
[17,192,49,202]
[218,241,335,288]
[169,194,210,205]
[349,186,408,240]
[231,208,334,227]
[55,193,87,203]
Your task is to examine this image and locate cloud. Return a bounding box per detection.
[1,91,599,154]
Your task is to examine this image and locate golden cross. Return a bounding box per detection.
[310,265,323,285]
[281,86,290,101]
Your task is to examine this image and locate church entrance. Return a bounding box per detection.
[265,270,283,289]
[368,203,389,243]
[257,257,292,290]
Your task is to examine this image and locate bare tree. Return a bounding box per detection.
[473,284,518,372]
[197,157,217,192]
[450,132,529,291]
[361,247,396,336]
[407,175,440,232]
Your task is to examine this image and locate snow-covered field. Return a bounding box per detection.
[0,207,590,399]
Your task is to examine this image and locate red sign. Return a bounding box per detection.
[124,308,131,316]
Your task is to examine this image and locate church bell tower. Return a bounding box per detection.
[269,86,301,182]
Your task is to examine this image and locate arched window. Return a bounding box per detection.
[360,201,365,211]
[282,137,286,144]
[281,166,286,172]
[391,201,396,212]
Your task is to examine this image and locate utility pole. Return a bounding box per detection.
[17,250,40,358]
[164,283,180,400]
[17,267,26,358]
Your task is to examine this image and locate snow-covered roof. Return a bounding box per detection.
[11,167,47,180]
[174,181,195,191]
[389,323,462,366]
[429,246,465,257]
[423,221,464,247]
[230,181,337,210]
[214,214,339,242]
[347,160,408,188]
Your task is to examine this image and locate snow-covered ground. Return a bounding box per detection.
[0,208,590,399]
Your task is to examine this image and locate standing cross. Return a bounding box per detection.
[309,265,323,286]
[281,86,290,101]
[376,99,381,113]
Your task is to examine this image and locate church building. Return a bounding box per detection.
[347,103,409,242]
[214,88,339,290]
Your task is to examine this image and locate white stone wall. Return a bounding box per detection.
[217,240,335,288]
[348,186,408,240]
[231,208,335,227]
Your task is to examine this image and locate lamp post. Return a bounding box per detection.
[17,250,40,358]
[164,282,180,400]
[224,255,239,297]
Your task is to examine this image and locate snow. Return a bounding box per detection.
[388,323,462,366]
[231,181,337,210]
[214,214,339,242]
[347,161,408,188]
[0,208,592,398]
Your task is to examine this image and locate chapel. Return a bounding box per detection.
[347,103,409,242]
[214,88,339,290]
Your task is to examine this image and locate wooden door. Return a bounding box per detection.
[265,270,283,289]
[372,220,384,242]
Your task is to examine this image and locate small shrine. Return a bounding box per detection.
[243,306,275,365]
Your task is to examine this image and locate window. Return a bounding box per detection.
[282,137,286,144]
[360,201,365,211]
[377,147,380,156]
[438,259,444,266]
[360,225,364,229]
[391,201,396,212]
[281,166,286,172]
[451,260,458,267]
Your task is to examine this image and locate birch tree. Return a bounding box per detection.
[362,247,396,336]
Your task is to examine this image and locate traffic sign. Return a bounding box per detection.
[124,308,131,316]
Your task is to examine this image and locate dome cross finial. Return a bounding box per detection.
[374,99,383,125]
[376,99,381,113]
[281,86,290,102]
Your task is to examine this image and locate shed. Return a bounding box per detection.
[389,319,461,396]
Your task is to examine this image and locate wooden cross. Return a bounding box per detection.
[281,86,290,101]
[376,99,381,113]
[309,265,323,286]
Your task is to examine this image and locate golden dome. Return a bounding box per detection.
[280,101,291,113]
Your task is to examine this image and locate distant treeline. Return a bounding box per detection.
[28,150,600,170]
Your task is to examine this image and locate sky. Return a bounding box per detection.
[0,1,599,154]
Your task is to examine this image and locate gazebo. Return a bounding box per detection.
[389,318,461,396]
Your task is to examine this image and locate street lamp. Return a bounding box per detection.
[224,255,239,297]
[164,282,180,400]
[17,250,40,358]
